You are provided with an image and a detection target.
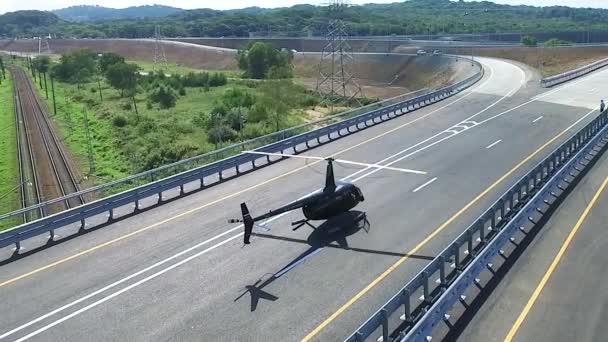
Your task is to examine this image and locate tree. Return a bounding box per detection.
[98,52,125,74]
[51,49,97,89]
[104,62,139,97]
[257,80,293,131]
[32,55,50,98]
[105,62,140,115]
[236,42,293,79]
[148,85,177,109]
[521,35,537,46]
[0,57,5,80]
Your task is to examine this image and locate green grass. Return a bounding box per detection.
[128,59,239,78]
[34,76,313,184]
[0,69,21,229]
[10,55,325,193]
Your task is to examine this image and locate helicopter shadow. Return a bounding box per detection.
[234,211,367,312]
[235,211,433,312]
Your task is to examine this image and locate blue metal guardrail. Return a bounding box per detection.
[345,109,608,342]
[0,59,483,250]
[541,56,608,88]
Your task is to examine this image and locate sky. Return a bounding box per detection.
[2,0,608,15]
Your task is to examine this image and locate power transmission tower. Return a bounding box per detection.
[316,0,363,111]
[37,36,51,55]
[153,25,168,71]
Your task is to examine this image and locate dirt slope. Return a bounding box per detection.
[0,39,477,99]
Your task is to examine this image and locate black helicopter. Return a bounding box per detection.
[232,151,426,244]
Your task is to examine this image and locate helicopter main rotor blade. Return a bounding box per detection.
[334,159,427,175]
[244,150,427,175]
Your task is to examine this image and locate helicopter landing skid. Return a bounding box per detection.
[291,219,316,231]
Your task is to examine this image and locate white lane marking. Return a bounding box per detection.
[486,140,503,149]
[413,177,438,193]
[533,116,544,123]
[0,224,246,340]
[351,105,598,184]
[591,88,597,92]
[12,233,243,342]
[533,67,607,102]
[0,59,522,341]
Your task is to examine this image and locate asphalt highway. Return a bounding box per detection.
[458,127,608,342]
[1,57,607,342]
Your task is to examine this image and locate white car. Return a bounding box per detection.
[433,49,442,55]
[417,49,427,56]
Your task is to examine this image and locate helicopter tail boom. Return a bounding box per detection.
[241,203,255,244]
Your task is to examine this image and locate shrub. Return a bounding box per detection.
[242,122,270,139]
[207,125,237,144]
[90,87,97,93]
[544,38,571,47]
[521,35,537,46]
[112,115,128,127]
[121,102,132,110]
[148,85,177,109]
[178,87,186,96]
[267,65,293,79]
[209,72,228,87]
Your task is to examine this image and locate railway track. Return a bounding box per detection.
[11,66,83,216]
[13,69,42,222]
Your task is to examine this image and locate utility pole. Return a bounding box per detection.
[83,109,96,174]
[50,75,57,116]
[43,72,48,99]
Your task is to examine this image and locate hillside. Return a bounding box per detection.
[2,0,608,39]
[52,5,183,22]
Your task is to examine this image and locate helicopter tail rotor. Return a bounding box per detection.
[241,203,255,244]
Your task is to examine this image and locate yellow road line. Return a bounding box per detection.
[0,86,478,289]
[300,110,589,342]
[503,174,608,342]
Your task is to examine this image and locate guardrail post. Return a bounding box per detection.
[423,271,430,303]
[381,308,389,342]
[108,208,114,221]
[15,240,21,252]
[180,184,185,196]
[467,230,474,257]
[439,256,446,289]
[49,229,55,241]
[402,288,411,323]
[219,170,224,181]
[478,220,486,244]
[453,244,461,271]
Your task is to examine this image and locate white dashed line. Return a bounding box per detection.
[486,139,503,149]
[533,116,544,123]
[413,177,438,193]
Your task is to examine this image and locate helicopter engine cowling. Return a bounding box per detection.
[302,184,364,220]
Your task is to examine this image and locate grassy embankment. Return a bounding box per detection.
[0,69,20,229]
[25,59,325,187]
[130,60,239,78]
